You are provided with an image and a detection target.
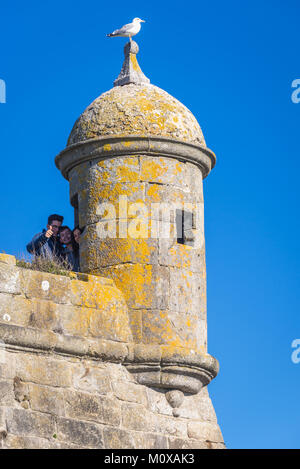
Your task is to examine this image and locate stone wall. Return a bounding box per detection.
[0,254,224,449]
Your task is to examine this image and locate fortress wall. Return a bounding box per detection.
[0,254,224,449]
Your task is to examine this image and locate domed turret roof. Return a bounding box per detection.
[67,83,206,147]
[67,41,206,148]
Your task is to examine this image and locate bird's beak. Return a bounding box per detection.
[141,20,145,22]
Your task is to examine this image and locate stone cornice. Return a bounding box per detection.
[0,323,218,395]
[55,136,216,181]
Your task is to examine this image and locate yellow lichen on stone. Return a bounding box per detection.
[67,84,206,147]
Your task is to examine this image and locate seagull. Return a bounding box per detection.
[107,18,145,42]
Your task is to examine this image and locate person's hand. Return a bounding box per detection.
[45,226,54,238]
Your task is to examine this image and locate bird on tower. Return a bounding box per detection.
[107,18,145,41]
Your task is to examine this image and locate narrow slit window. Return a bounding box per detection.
[176,209,194,246]
[71,193,79,227]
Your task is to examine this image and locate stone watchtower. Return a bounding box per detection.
[55,41,224,447]
[0,40,224,450]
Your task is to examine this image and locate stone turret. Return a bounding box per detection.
[56,42,219,400]
[0,41,224,450]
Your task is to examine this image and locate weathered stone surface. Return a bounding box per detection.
[111,380,147,406]
[140,156,191,189]
[0,264,21,294]
[103,427,144,449]
[168,437,209,449]
[15,355,72,388]
[81,225,158,268]
[72,363,112,395]
[146,387,173,416]
[21,269,71,304]
[122,403,156,433]
[67,84,206,147]
[141,309,203,350]
[64,390,121,426]
[56,417,104,448]
[187,421,223,442]
[3,434,54,449]
[177,388,218,422]
[28,298,58,330]
[6,408,56,438]
[28,383,65,416]
[155,413,187,438]
[0,294,32,327]
[97,264,169,310]
[0,380,14,406]
[0,254,16,266]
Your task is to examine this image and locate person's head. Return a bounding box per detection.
[59,226,72,246]
[73,226,83,244]
[47,214,64,237]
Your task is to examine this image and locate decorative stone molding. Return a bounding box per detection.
[0,321,218,395]
[55,135,216,180]
[125,344,219,395]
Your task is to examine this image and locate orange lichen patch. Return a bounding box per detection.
[140,159,167,182]
[84,233,157,267]
[103,144,112,151]
[145,184,161,202]
[95,157,140,184]
[130,53,141,73]
[97,264,161,311]
[67,83,206,147]
[141,309,199,350]
[175,162,182,173]
[122,141,134,147]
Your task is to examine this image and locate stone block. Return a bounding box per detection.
[55,304,89,337]
[159,238,206,276]
[28,298,58,331]
[72,363,112,395]
[168,437,209,449]
[0,254,16,266]
[69,161,89,200]
[80,224,158,268]
[28,383,65,417]
[0,380,14,406]
[3,434,53,449]
[142,309,202,350]
[16,354,72,388]
[21,269,71,304]
[187,421,223,442]
[121,403,156,433]
[155,413,187,438]
[111,380,147,406]
[0,294,32,327]
[97,264,169,310]
[56,417,104,448]
[169,267,206,317]
[0,264,21,294]
[64,390,121,426]
[92,156,140,185]
[0,351,16,380]
[177,389,217,422]
[140,156,190,190]
[5,408,56,438]
[146,387,173,416]
[103,427,145,449]
[78,182,145,227]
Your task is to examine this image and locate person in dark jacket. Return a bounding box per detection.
[60,226,80,272]
[26,214,64,259]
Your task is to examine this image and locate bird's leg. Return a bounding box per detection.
[129,35,132,42]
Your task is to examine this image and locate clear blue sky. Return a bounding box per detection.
[0,0,299,449]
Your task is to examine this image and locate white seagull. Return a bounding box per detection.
[107,18,145,41]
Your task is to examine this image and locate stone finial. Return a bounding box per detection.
[114,41,150,87]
